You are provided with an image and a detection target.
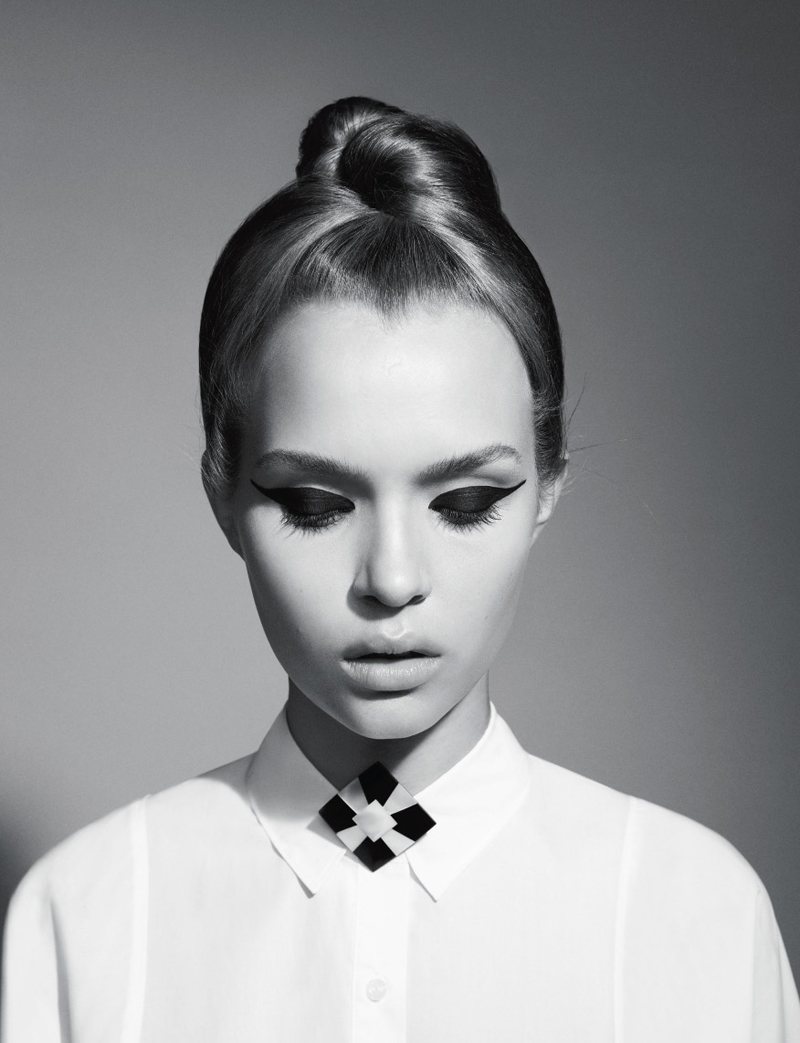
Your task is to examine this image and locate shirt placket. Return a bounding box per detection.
[351,852,410,1043]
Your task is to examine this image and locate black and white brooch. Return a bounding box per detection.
[319,762,436,872]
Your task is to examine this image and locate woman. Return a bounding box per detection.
[3,96,798,1041]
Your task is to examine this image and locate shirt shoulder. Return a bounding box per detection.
[10,750,256,915]
[2,751,262,1041]
[519,752,795,1036]
[525,750,763,901]
[625,789,763,904]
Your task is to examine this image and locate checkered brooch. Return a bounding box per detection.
[319,761,436,872]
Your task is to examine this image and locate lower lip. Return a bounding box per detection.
[340,655,442,691]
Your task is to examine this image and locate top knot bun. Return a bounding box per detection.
[201,96,566,500]
[296,96,502,219]
[296,97,403,178]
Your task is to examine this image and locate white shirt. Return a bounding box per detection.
[3,702,799,1042]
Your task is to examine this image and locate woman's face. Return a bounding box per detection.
[219,299,558,740]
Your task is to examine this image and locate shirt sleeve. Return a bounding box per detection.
[1,800,144,1043]
[751,885,800,1041]
[1,861,63,1043]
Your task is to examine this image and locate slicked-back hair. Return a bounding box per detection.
[199,97,565,500]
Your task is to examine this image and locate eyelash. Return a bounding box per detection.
[250,484,518,536]
[435,501,504,533]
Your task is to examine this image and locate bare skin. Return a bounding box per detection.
[210,299,562,793]
[285,672,491,792]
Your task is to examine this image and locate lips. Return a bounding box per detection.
[356,651,427,660]
[343,634,441,659]
[340,651,443,691]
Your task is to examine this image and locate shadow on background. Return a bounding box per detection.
[0,814,34,993]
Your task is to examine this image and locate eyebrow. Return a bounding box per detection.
[253,443,523,485]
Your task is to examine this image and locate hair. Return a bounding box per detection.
[199,96,566,500]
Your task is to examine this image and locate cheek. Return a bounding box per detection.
[421,510,533,661]
[239,521,348,648]
[445,536,531,629]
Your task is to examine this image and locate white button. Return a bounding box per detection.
[366,978,388,1002]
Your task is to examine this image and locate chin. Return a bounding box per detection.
[331,688,456,742]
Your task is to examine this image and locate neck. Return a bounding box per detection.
[285,679,492,793]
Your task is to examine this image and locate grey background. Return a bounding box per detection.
[2,0,798,987]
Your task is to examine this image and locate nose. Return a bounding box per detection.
[352,505,432,609]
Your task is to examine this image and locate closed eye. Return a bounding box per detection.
[249,479,526,534]
[250,482,354,533]
[429,480,526,532]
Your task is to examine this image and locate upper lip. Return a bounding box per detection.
[343,634,440,658]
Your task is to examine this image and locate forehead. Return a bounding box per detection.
[246,299,535,468]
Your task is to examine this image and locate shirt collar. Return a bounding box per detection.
[245,701,532,902]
